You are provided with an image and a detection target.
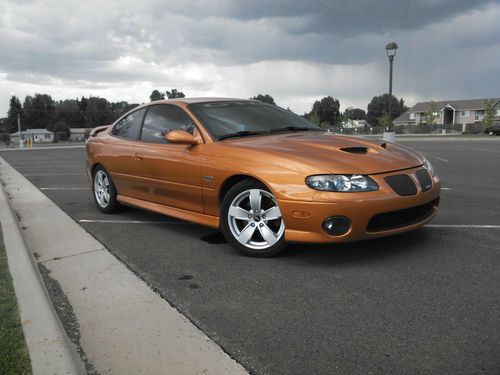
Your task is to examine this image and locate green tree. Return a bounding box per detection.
[166,89,185,99]
[6,96,23,133]
[53,119,70,142]
[377,113,391,130]
[150,90,165,101]
[23,94,55,130]
[309,96,341,127]
[251,94,276,105]
[367,94,407,126]
[55,99,85,128]
[425,101,438,125]
[483,99,496,127]
[343,107,366,120]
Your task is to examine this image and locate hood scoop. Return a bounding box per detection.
[340,147,368,154]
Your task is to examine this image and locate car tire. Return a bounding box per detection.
[92,165,120,213]
[220,180,286,257]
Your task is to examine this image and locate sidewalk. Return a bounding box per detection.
[0,156,248,375]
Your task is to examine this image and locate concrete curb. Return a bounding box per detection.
[0,156,248,375]
[0,170,84,374]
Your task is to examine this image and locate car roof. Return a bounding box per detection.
[155,97,256,105]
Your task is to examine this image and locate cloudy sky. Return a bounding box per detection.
[1,0,499,117]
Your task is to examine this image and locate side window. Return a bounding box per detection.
[141,105,195,144]
[111,108,146,139]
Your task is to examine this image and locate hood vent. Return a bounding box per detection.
[340,147,368,154]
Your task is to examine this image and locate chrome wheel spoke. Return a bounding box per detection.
[249,189,262,213]
[228,206,251,220]
[263,206,281,220]
[238,223,256,244]
[258,223,278,246]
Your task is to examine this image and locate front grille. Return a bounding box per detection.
[415,169,432,192]
[367,198,439,232]
[384,174,417,196]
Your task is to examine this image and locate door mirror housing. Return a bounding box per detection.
[165,130,201,145]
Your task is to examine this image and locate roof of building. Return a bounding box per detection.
[11,129,54,136]
[394,111,411,124]
[410,98,500,112]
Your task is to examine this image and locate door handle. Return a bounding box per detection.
[135,153,144,160]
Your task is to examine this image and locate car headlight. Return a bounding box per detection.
[424,159,435,176]
[305,174,379,192]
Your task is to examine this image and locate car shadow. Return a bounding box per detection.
[279,228,434,265]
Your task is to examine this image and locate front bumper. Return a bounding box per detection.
[279,167,441,243]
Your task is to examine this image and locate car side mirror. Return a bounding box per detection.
[165,130,201,145]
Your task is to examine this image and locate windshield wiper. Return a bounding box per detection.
[218,130,270,140]
[268,126,321,133]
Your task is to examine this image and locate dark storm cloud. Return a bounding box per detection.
[160,0,495,35]
[0,0,499,116]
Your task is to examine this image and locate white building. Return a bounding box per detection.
[394,98,500,126]
[10,129,54,143]
[343,119,367,129]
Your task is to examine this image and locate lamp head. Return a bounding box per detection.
[385,42,398,57]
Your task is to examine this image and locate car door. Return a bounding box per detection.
[104,107,147,198]
[131,104,204,213]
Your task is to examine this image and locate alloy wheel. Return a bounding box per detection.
[94,170,111,208]
[227,188,285,250]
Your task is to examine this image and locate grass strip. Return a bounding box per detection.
[0,223,32,375]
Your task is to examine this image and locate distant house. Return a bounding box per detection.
[343,119,367,129]
[69,128,89,141]
[10,129,54,143]
[394,98,500,126]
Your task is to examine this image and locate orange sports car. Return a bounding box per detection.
[86,98,440,257]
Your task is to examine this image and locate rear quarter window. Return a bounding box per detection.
[111,108,146,139]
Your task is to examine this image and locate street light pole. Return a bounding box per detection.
[384,42,398,142]
[388,54,394,131]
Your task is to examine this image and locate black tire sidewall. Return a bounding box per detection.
[220,180,286,257]
[92,165,119,213]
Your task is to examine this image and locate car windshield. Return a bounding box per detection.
[188,101,322,140]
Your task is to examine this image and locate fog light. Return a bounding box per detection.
[322,216,351,236]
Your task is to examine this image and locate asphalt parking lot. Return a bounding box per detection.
[1,137,499,375]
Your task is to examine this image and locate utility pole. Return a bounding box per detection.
[17,113,24,149]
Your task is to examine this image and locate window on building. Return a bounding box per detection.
[45,134,50,139]
[409,113,415,120]
[141,105,195,144]
[112,108,147,139]
[461,110,470,117]
[475,110,485,121]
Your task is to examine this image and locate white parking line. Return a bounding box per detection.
[41,187,89,190]
[0,145,86,151]
[441,187,451,190]
[426,154,449,163]
[425,224,500,228]
[24,173,83,176]
[78,219,190,224]
[456,145,500,154]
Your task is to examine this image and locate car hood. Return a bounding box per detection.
[220,132,425,174]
